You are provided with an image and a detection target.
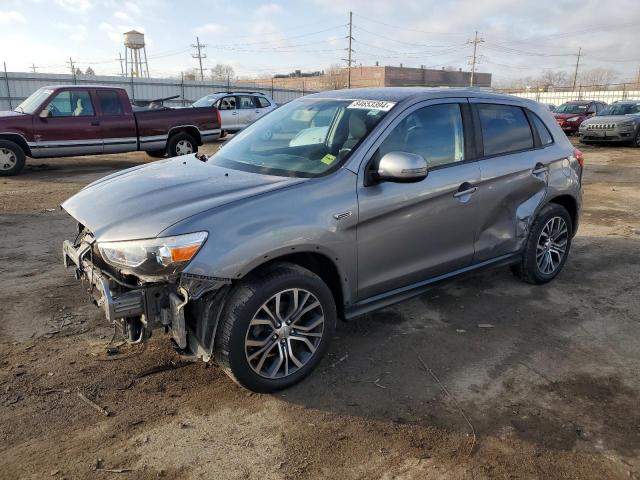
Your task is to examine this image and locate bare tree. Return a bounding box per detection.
[323,64,347,90]
[537,70,569,89]
[578,68,618,87]
[210,64,235,83]
[84,67,95,76]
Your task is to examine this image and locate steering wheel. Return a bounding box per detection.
[46,104,60,117]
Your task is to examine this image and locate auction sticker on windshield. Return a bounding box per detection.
[347,100,396,111]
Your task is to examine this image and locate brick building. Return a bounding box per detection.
[238,65,492,91]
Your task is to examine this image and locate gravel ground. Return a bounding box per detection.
[0,140,639,479]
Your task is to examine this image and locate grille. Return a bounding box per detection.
[587,123,615,130]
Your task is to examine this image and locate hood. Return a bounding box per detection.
[581,115,637,125]
[62,155,306,241]
[554,112,587,120]
[0,110,25,118]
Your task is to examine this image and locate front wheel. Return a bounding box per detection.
[167,132,198,157]
[0,140,26,176]
[214,263,336,392]
[632,130,640,148]
[512,203,573,284]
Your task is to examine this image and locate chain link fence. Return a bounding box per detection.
[0,70,315,111]
[494,83,640,105]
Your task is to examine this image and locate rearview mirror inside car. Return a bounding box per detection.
[376,151,428,183]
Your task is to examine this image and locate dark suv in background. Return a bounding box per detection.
[553,100,607,134]
[62,88,583,392]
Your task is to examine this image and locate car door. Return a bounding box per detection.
[237,95,257,128]
[356,99,482,300]
[95,89,137,153]
[252,95,272,122]
[469,100,550,262]
[33,88,103,157]
[217,95,238,130]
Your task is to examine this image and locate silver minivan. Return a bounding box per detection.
[62,88,583,392]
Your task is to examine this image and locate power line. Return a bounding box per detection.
[191,36,207,81]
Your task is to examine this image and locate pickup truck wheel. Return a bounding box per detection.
[167,132,198,157]
[0,140,26,176]
[146,149,166,158]
[214,262,336,393]
[511,203,573,285]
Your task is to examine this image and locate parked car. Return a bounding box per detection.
[0,85,221,176]
[541,103,556,112]
[553,100,607,134]
[578,101,640,147]
[62,88,583,392]
[192,91,277,135]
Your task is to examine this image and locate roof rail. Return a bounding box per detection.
[212,91,266,95]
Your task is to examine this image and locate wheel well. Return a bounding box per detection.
[169,126,202,145]
[549,195,577,233]
[0,134,31,156]
[246,252,346,319]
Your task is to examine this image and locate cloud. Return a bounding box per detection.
[114,11,133,22]
[0,10,27,24]
[57,23,88,42]
[124,2,141,15]
[195,23,223,34]
[255,3,283,16]
[55,0,92,13]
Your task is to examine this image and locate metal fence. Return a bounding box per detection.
[0,71,315,110]
[494,83,640,105]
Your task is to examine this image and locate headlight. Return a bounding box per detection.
[98,231,208,279]
[566,116,580,122]
[619,121,635,130]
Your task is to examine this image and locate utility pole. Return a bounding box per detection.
[30,63,37,73]
[342,11,354,88]
[191,36,207,81]
[468,31,484,87]
[67,57,77,84]
[636,65,640,89]
[572,47,582,90]
[117,52,125,77]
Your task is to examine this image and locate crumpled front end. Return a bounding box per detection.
[62,225,228,351]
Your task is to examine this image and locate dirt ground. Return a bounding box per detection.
[1,139,639,480]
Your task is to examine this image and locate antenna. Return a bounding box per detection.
[191,36,207,81]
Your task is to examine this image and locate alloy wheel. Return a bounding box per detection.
[536,216,568,275]
[245,288,324,379]
[175,140,193,155]
[0,148,17,171]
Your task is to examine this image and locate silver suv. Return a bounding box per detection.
[192,91,276,134]
[62,88,583,392]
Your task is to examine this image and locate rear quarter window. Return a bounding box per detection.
[477,104,534,156]
[529,112,554,146]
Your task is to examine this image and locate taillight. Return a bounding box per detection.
[574,148,584,168]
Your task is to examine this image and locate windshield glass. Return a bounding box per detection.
[208,98,395,177]
[15,88,53,114]
[192,94,220,108]
[554,103,589,114]
[598,104,640,116]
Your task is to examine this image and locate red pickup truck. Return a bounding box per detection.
[0,85,221,175]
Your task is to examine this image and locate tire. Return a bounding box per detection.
[512,203,573,285]
[632,129,640,148]
[0,140,26,176]
[214,262,336,392]
[167,132,198,157]
[146,149,166,158]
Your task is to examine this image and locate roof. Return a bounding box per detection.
[306,86,533,105]
[40,85,127,90]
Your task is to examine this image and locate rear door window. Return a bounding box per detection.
[97,90,124,115]
[238,96,256,109]
[477,104,533,156]
[255,96,271,108]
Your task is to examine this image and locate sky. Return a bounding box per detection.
[0,0,639,85]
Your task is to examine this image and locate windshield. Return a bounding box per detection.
[14,87,53,114]
[208,98,394,177]
[598,104,640,116]
[554,103,589,114]
[192,94,220,108]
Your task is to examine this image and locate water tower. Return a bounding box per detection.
[124,30,150,78]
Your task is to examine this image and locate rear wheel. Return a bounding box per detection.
[167,132,198,157]
[0,140,26,176]
[214,263,336,392]
[512,203,573,284]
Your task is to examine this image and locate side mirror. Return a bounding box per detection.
[376,151,428,183]
[39,108,50,118]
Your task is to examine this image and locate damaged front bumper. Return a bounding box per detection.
[62,234,227,352]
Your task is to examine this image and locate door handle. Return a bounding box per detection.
[232,112,238,115]
[453,184,478,198]
[532,163,548,175]
[91,121,100,126]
